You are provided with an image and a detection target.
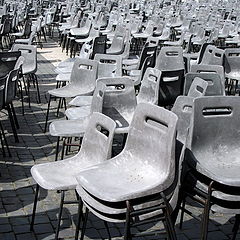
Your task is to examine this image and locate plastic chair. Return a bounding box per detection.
[200,45,224,66]
[11,44,40,105]
[30,112,116,240]
[137,67,161,105]
[156,47,185,106]
[184,73,225,96]
[91,35,107,59]
[180,96,240,240]
[106,31,125,55]
[75,103,178,240]
[94,54,122,78]
[44,58,98,132]
[0,51,21,78]
[224,48,240,94]
[186,77,208,98]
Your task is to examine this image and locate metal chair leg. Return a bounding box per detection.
[0,122,11,157]
[201,181,214,240]
[10,102,19,129]
[80,207,89,240]
[0,130,6,157]
[7,105,19,143]
[75,197,84,240]
[232,214,240,240]
[30,184,40,231]
[55,136,60,161]
[44,95,52,133]
[124,200,132,240]
[55,190,65,240]
[33,73,41,104]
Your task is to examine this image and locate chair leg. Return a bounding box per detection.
[61,137,66,160]
[75,197,84,240]
[0,122,11,157]
[33,73,41,104]
[124,200,132,240]
[179,192,186,229]
[30,184,40,231]
[44,95,52,133]
[80,207,89,240]
[103,221,111,240]
[55,190,65,240]
[7,105,19,143]
[201,181,214,240]
[0,130,6,157]
[10,102,19,129]
[55,136,60,161]
[232,214,240,240]
[56,97,62,117]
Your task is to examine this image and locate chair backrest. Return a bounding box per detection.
[0,51,21,78]
[184,72,225,96]
[5,69,19,105]
[79,42,92,59]
[137,45,157,70]
[190,64,225,86]
[92,35,107,59]
[224,48,240,75]
[90,81,106,114]
[70,58,98,85]
[200,45,224,66]
[187,77,208,98]
[94,54,122,78]
[189,96,240,157]
[156,46,185,71]
[172,96,194,144]
[23,19,32,37]
[99,76,137,122]
[124,103,178,187]
[11,44,37,73]
[137,67,161,105]
[0,76,6,110]
[79,112,116,161]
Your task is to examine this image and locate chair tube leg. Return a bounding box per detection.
[55,190,65,240]
[33,74,41,104]
[7,105,19,143]
[75,197,84,240]
[44,95,52,133]
[201,181,214,240]
[10,102,19,129]
[55,136,60,161]
[30,184,40,231]
[0,130,6,157]
[232,214,240,240]
[0,122,11,157]
[124,200,132,240]
[80,207,89,240]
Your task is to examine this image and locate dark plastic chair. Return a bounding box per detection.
[184,73,225,96]
[0,51,21,78]
[91,35,107,59]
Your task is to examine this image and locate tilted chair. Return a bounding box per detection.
[30,112,116,240]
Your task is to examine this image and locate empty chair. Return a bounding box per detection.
[91,35,107,59]
[200,45,224,66]
[224,48,240,94]
[94,54,122,78]
[180,96,240,239]
[75,103,178,240]
[156,47,185,106]
[186,77,208,98]
[106,31,125,55]
[184,73,225,96]
[137,67,161,105]
[30,112,116,239]
[44,58,98,132]
[11,44,40,105]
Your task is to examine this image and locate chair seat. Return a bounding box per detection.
[75,36,93,43]
[225,72,240,80]
[15,38,31,44]
[49,117,89,137]
[133,33,151,39]
[22,65,36,75]
[31,155,97,191]
[55,67,72,74]
[187,145,240,187]
[122,58,139,66]
[48,84,94,98]
[55,73,71,81]
[10,32,24,37]
[76,154,169,202]
[129,69,141,77]
[70,27,89,37]
[65,106,91,120]
[69,96,93,107]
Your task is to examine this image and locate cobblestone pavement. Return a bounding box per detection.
[0,37,239,240]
